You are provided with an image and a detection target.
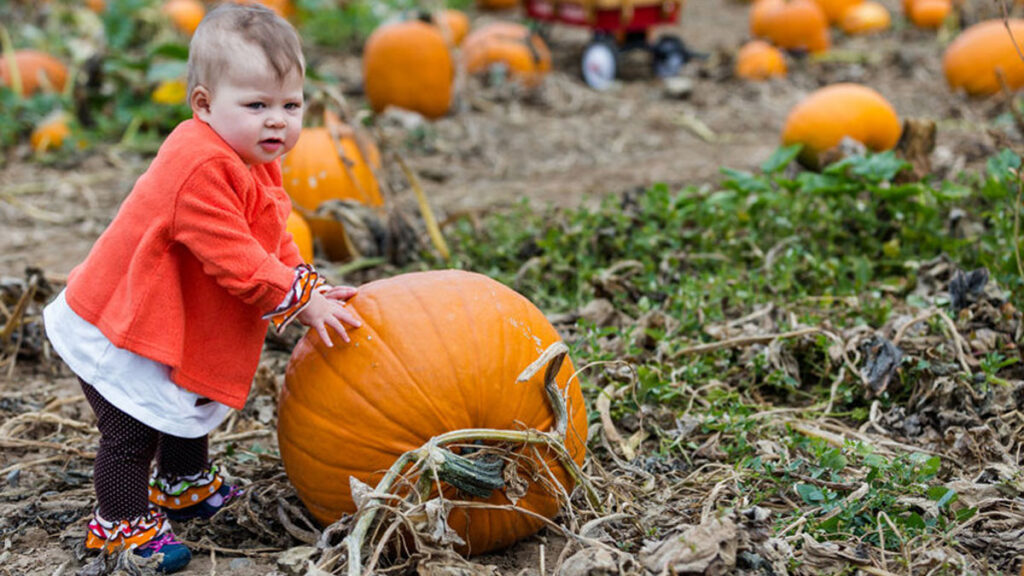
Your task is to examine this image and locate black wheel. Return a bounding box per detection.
[581,35,618,91]
[651,35,687,78]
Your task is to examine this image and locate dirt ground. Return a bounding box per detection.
[0,0,1015,574]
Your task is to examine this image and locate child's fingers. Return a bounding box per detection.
[335,306,362,328]
[324,286,358,300]
[317,323,334,348]
[325,315,351,343]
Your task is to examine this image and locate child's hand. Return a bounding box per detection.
[321,284,358,302]
[297,290,362,347]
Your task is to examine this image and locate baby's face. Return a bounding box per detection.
[198,59,304,166]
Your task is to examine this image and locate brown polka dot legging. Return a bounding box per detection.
[80,379,209,521]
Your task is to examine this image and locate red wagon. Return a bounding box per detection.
[523,0,692,90]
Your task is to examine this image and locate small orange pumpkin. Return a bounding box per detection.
[286,210,314,263]
[86,0,106,12]
[231,0,293,18]
[462,22,552,89]
[435,9,470,46]
[811,0,864,23]
[944,19,1024,95]
[281,111,383,212]
[0,50,68,97]
[162,0,205,35]
[735,40,787,80]
[363,20,454,119]
[909,0,951,28]
[781,83,901,165]
[749,0,831,53]
[30,111,71,153]
[278,269,588,555]
[840,1,891,35]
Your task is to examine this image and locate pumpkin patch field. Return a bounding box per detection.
[4,0,1024,574]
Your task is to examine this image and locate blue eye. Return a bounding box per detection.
[285,102,302,111]
[246,102,265,110]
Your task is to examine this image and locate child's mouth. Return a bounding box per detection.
[259,138,283,153]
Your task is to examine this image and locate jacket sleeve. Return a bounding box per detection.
[278,231,304,268]
[171,159,296,314]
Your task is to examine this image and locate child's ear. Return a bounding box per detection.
[190,85,212,120]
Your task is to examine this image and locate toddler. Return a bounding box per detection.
[43,4,361,572]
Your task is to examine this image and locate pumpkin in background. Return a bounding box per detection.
[30,111,71,153]
[749,0,831,53]
[734,40,787,80]
[0,50,68,96]
[286,210,314,263]
[462,22,552,89]
[86,0,105,11]
[232,0,293,18]
[363,20,454,120]
[435,9,470,46]
[278,270,588,555]
[282,111,382,212]
[811,0,863,23]
[944,19,1024,95]
[908,0,950,28]
[781,83,901,166]
[162,0,205,35]
[839,1,891,35]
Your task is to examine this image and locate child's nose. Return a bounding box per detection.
[265,114,285,128]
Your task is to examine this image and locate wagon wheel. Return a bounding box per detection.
[651,34,687,78]
[581,35,618,91]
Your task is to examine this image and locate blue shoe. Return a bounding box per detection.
[134,531,192,573]
[162,483,241,521]
[85,509,192,573]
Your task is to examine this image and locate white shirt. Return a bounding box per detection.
[43,289,232,438]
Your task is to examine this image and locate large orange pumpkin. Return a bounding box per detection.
[749,0,831,53]
[286,210,314,263]
[281,112,383,212]
[840,1,891,35]
[0,50,68,96]
[782,83,901,164]
[278,270,588,555]
[811,0,864,23]
[735,40,787,80]
[363,20,454,120]
[462,22,552,89]
[944,19,1024,95]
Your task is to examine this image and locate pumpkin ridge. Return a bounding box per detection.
[396,280,481,430]
[279,389,412,459]
[359,285,468,434]
[307,324,450,442]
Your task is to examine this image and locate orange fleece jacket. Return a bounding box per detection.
[64,119,303,410]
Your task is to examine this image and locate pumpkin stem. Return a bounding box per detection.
[435,447,505,499]
[516,341,569,439]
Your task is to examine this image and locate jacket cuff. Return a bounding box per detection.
[262,264,327,333]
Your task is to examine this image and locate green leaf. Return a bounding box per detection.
[926,486,958,509]
[721,168,771,194]
[145,60,189,83]
[872,183,925,201]
[820,449,847,472]
[796,483,825,503]
[795,173,860,195]
[936,181,973,201]
[149,43,191,60]
[761,144,802,174]
[848,152,910,183]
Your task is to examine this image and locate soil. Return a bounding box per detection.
[0,1,1017,575]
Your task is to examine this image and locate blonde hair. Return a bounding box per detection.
[187,3,305,97]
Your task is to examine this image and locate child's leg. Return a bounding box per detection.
[150,433,240,520]
[79,379,158,520]
[156,433,209,478]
